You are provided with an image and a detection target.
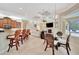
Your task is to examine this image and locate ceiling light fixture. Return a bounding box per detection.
[19,8,23,10]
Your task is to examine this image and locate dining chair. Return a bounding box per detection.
[21,29,27,42]
[58,33,71,55]
[25,29,31,39]
[7,30,21,52]
[20,29,31,42]
[44,34,55,55]
[56,31,63,37]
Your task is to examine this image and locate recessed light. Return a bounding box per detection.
[19,8,23,10]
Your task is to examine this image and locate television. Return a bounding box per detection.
[46,22,53,28]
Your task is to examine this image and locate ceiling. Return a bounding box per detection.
[0,3,76,20]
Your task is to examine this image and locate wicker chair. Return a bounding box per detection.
[58,33,71,55]
[44,34,55,55]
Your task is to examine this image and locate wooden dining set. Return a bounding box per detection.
[7,29,31,52]
[43,31,71,55]
[6,28,71,55]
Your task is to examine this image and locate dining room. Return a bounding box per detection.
[0,3,79,55]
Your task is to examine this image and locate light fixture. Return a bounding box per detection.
[19,8,23,10]
[38,10,50,16]
[37,9,51,23]
[54,3,57,28]
[53,15,59,19]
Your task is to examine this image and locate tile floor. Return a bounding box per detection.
[0,30,79,55]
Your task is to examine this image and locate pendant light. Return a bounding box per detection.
[54,3,57,28]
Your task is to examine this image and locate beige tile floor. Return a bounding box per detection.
[0,30,79,55]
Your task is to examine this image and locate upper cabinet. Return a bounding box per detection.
[0,17,21,28]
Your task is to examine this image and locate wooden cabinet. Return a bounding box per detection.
[0,17,21,28]
[0,20,3,28]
